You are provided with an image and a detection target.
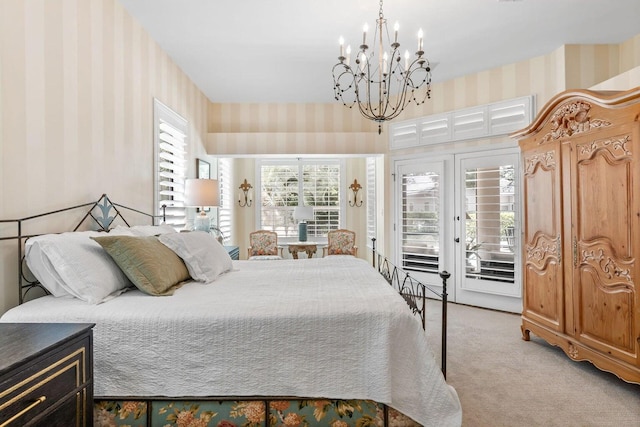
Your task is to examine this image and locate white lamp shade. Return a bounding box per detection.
[293,206,314,221]
[184,179,219,207]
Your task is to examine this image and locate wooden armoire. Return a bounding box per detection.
[512,87,640,384]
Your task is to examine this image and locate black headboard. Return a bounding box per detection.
[0,194,160,303]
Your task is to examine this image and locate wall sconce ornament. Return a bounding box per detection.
[238,179,253,207]
[349,179,363,207]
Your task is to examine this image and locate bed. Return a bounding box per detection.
[0,195,462,427]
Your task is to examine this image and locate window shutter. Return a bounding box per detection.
[154,99,187,229]
[464,165,515,282]
[401,171,441,274]
[217,158,232,243]
[259,160,341,239]
[366,157,377,245]
[303,164,340,237]
[260,164,299,236]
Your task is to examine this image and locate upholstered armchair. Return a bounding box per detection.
[322,229,358,257]
[247,230,284,260]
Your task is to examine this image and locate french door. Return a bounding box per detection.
[395,148,522,313]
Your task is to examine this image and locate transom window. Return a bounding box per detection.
[258,160,343,239]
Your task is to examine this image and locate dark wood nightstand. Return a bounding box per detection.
[0,323,94,427]
[224,245,239,260]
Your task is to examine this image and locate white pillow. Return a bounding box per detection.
[158,231,233,283]
[25,229,135,303]
[248,255,283,260]
[113,224,177,236]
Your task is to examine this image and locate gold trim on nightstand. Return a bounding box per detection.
[0,396,46,427]
[0,347,85,425]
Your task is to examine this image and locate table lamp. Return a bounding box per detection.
[293,206,314,242]
[184,179,219,232]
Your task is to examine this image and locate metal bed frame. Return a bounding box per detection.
[0,194,159,304]
[371,238,450,378]
[0,194,449,377]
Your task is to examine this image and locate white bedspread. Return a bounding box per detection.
[1,256,461,427]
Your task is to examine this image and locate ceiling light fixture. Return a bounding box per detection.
[332,0,432,134]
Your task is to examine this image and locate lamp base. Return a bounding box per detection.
[193,213,210,232]
[298,221,308,242]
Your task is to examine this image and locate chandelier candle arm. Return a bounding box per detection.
[362,23,368,47]
[393,21,399,44]
[332,0,432,134]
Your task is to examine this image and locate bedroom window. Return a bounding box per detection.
[366,157,377,246]
[258,159,343,239]
[153,99,188,229]
[217,158,232,243]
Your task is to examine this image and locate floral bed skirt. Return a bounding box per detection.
[94,398,422,427]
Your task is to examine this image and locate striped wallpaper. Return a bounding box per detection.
[0,0,638,314]
[205,32,640,263]
[207,34,640,156]
[0,0,209,313]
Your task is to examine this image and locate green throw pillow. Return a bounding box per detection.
[92,235,191,296]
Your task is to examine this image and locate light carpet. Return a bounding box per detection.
[425,301,640,427]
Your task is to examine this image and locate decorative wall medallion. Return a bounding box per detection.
[582,248,633,282]
[524,151,556,175]
[578,135,632,161]
[540,101,611,143]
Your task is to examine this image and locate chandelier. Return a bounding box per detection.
[332,0,432,134]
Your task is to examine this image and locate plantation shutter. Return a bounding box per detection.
[154,99,187,229]
[217,158,232,243]
[302,164,340,237]
[260,164,299,236]
[464,165,516,282]
[366,157,377,245]
[259,160,342,238]
[400,170,441,274]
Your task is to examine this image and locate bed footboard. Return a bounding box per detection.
[371,238,450,378]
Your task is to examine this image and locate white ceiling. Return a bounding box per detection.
[118,0,640,104]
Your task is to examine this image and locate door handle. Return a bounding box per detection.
[455,238,460,243]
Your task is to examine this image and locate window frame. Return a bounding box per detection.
[217,158,232,243]
[153,99,188,229]
[366,156,377,247]
[255,158,346,242]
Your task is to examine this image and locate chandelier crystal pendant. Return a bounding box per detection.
[332,0,432,134]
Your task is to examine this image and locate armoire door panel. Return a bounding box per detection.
[523,260,562,329]
[522,144,564,333]
[570,126,638,366]
[574,130,634,258]
[523,149,560,239]
[577,268,636,364]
